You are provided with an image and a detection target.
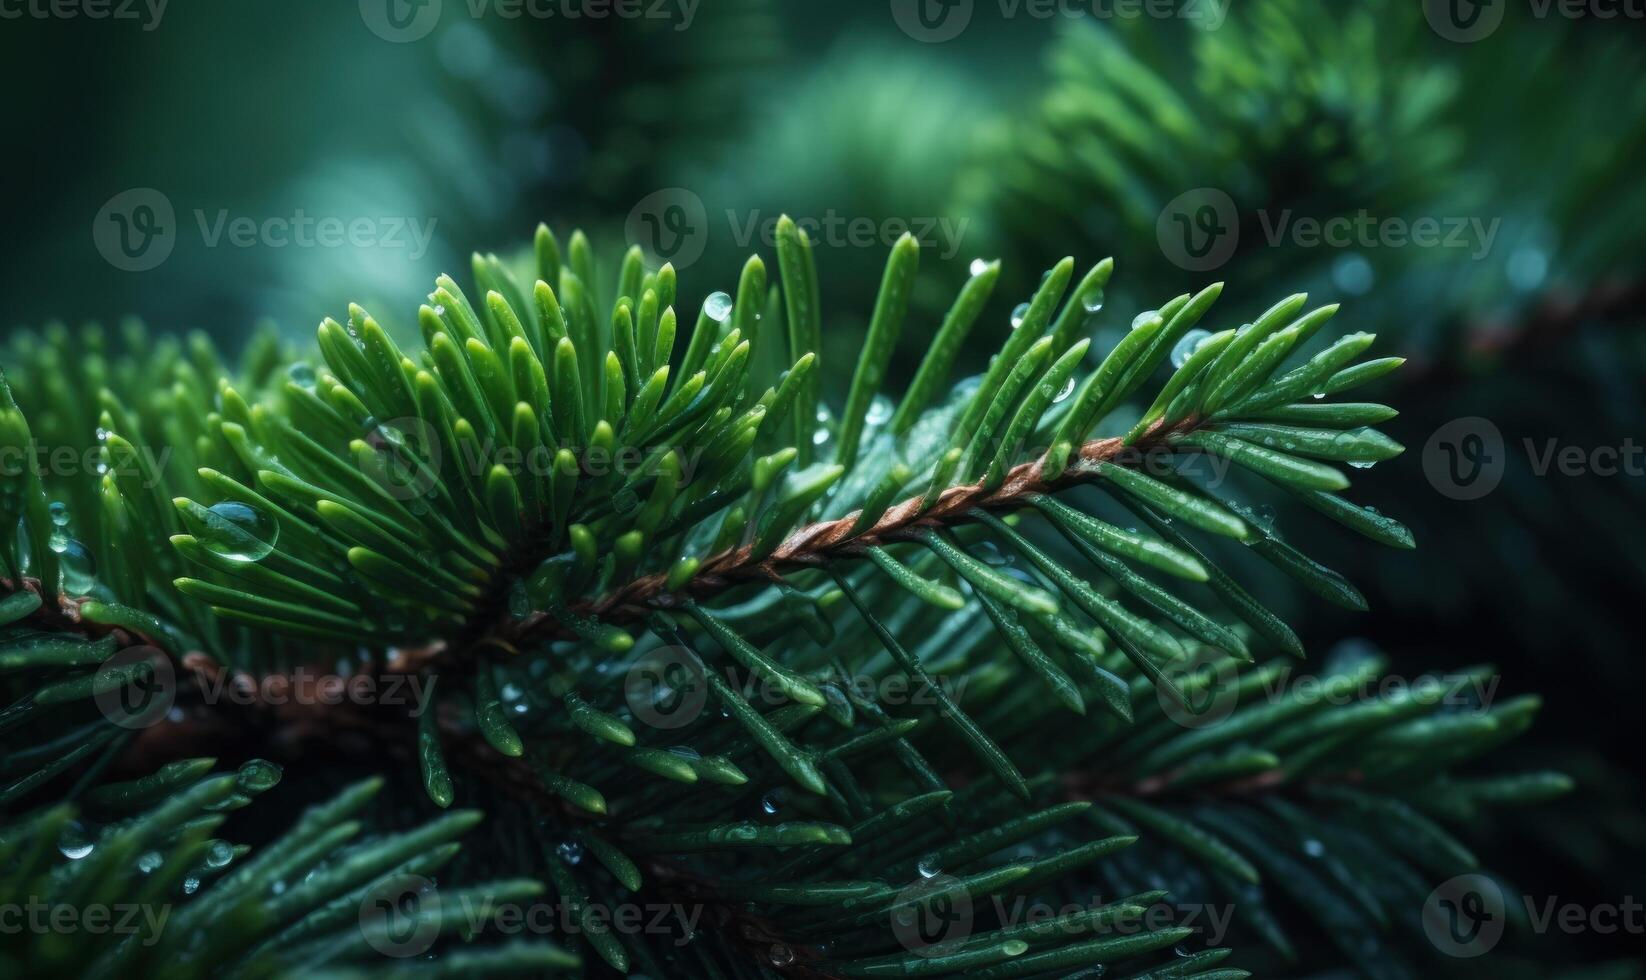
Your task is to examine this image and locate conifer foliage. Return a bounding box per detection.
[2,220,1561,977]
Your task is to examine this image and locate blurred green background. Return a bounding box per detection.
[3,0,1644,972]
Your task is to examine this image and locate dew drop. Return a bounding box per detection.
[183,876,201,894]
[1507,245,1549,292]
[1349,460,1375,470]
[557,841,585,865]
[237,759,282,792]
[1082,289,1105,314]
[206,840,236,868]
[48,501,70,526]
[14,518,30,574]
[59,822,95,860]
[761,791,783,815]
[137,850,163,874]
[287,363,317,388]
[917,856,941,879]
[1171,329,1214,368]
[1009,303,1031,330]
[200,502,278,562]
[1331,253,1374,296]
[973,541,1008,566]
[1132,310,1159,330]
[812,428,831,447]
[1054,378,1076,403]
[57,539,97,594]
[704,291,734,323]
[865,396,894,427]
[768,944,795,967]
[969,257,989,277]
[1303,838,1326,858]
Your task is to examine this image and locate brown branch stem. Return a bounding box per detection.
[498,421,1192,651]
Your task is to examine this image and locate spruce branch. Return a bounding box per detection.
[1,218,1569,978]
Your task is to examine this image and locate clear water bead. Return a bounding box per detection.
[1171,329,1214,368]
[1009,302,1031,329]
[206,841,236,868]
[58,540,98,594]
[1331,253,1374,296]
[1132,309,1159,330]
[704,291,734,323]
[48,501,70,526]
[969,257,990,277]
[865,396,894,426]
[59,822,94,860]
[200,501,279,562]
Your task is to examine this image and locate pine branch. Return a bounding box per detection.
[1,218,1567,977]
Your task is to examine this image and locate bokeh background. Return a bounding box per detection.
[3,0,1644,972]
